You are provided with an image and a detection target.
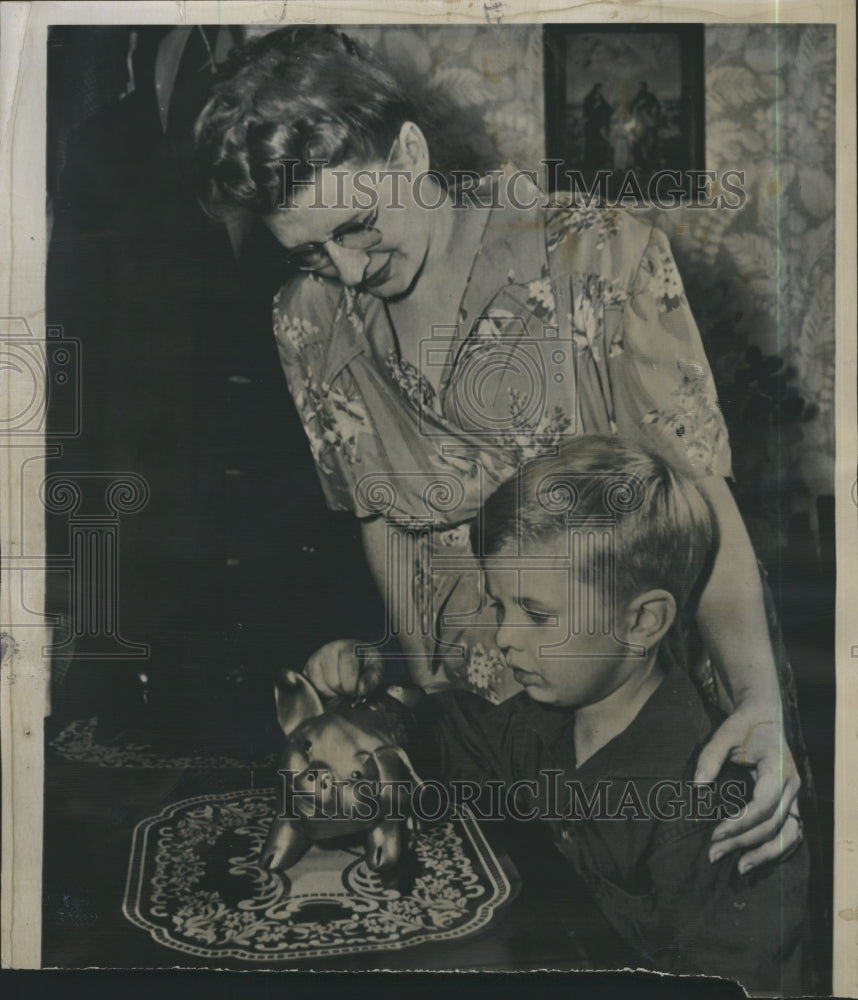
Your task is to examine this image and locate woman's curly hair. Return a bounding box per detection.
[194,26,418,216]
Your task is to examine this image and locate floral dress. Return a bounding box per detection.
[272,176,731,703]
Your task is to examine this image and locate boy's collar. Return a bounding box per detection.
[519,657,715,782]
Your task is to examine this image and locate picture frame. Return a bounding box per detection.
[543,24,705,201]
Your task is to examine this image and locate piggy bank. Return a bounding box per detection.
[260,667,425,879]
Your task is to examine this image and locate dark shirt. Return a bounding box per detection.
[414,661,809,992]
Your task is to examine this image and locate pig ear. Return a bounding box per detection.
[274,668,324,737]
[384,684,424,710]
[373,744,422,787]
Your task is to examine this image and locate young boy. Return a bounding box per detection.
[305,435,809,991]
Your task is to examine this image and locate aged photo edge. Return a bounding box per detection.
[0,1,854,994]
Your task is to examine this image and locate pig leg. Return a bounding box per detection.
[365,819,403,872]
[365,820,419,893]
[260,819,312,871]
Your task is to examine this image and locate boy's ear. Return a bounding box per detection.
[394,121,430,173]
[623,589,677,648]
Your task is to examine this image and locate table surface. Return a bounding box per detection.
[42,727,621,971]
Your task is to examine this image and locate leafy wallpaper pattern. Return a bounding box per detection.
[642,25,836,538]
[349,25,544,175]
[351,23,835,556]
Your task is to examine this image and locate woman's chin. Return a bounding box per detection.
[365,281,396,299]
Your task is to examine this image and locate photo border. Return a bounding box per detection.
[1,2,854,995]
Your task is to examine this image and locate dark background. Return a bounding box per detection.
[45,26,387,755]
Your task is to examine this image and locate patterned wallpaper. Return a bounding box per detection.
[351,23,836,555]
[643,25,836,537]
[349,25,544,175]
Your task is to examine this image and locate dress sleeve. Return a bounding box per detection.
[608,224,733,480]
[272,278,366,513]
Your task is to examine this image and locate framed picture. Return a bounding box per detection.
[544,24,705,200]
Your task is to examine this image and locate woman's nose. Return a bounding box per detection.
[324,241,371,287]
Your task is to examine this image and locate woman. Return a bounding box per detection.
[195,26,802,871]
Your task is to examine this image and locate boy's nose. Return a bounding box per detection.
[325,242,371,287]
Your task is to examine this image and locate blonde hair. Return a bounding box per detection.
[471,435,715,612]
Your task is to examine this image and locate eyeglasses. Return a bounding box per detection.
[282,143,396,273]
[284,206,384,272]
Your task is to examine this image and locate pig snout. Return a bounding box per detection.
[295,767,333,792]
[294,767,335,812]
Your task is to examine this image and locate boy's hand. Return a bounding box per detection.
[303,640,384,700]
[694,702,802,874]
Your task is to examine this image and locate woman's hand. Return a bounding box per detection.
[303,639,384,700]
[694,700,803,874]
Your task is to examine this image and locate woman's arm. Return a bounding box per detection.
[694,476,783,715]
[303,517,445,697]
[692,476,803,871]
[360,516,452,693]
